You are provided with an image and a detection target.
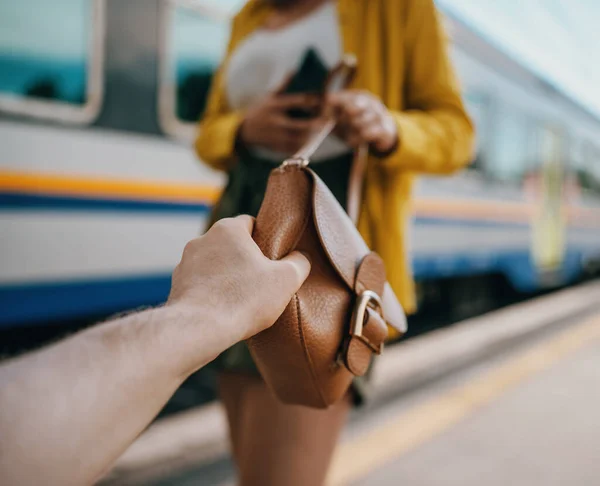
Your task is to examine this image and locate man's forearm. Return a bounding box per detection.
[0,215,310,485]
[0,305,205,486]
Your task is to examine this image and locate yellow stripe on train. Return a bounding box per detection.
[0,169,222,205]
[1,169,598,228]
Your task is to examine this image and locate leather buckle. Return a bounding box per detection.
[351,290,384,352]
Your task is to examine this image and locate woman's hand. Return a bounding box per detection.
[239,92,322,155]
[328,90,398,155]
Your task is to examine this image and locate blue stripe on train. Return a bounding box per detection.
[0,193,212,214]
[2,192,598,235]
[415,216,530,229]
[0,249,586,329]
[0,275,172,329]
[1,193,532,229]
[413,248,584,291]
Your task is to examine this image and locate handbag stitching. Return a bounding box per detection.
[294,292,327,406]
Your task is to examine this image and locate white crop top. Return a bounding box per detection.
[225,1,350,161]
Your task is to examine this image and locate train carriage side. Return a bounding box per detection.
[408,10,600,317]
[0,0,599,336]
[0,0,230,333]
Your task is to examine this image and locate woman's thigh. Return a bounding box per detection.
[218,372,351,486]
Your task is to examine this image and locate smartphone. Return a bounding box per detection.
[283,48,330,118]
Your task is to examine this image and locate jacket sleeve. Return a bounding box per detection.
[380,0,475,174]
[194,18,245,172]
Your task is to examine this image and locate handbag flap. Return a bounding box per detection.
[308,169,407,333]
[253,165,406,334]
[310,169,369,287]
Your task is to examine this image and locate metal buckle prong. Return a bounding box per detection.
[280,157,309,169]
[351,290,384,338]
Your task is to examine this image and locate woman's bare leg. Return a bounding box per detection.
[218,372,351,486]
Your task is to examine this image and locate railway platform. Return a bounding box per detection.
[101,280,600,486]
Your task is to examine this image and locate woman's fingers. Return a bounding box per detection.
[349,109,380,132]
[328,91,371,117]
[268,114,327,153]
[362,125,385,144]
[328,90,397,152]
[275,115,320,134]
[329,91,375,144]
[242,88,396,155]
[271,94,321,112]
[276,132,317,154]
[341,118,389,149]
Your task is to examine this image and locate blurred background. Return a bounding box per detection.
[1,1,599,485]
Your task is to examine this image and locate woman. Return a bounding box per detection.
[195,0,474,484]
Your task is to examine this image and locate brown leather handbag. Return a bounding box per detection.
[247,62,407,409]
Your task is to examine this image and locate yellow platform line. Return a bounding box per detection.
[326,311,600,486]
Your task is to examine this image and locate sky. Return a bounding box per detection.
[0,0,598,118]
[435,0,600,118]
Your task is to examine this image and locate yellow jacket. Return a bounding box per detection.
[195,0,475,314]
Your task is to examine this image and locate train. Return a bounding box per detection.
[1,0,599,337]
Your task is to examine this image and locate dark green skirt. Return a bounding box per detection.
[210,151,371,404]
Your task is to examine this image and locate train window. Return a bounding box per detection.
[485,108,536,182]
[0,0,105,124]
[159,0,246,140]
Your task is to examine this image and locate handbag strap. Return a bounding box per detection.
[347,143,368,225]
[286,118,368,226]
[287,57,355,163]
[289,118,337,163]
[283,55,366,224]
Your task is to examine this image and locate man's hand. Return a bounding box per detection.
[168,215,311,350]
[328,90,398,154]
[239,91,322,155]
[0,215,309,486]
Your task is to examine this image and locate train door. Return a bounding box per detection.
[530,126,567,274]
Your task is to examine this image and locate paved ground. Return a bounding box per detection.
[113,310,600,486]
[350,313,600,486]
